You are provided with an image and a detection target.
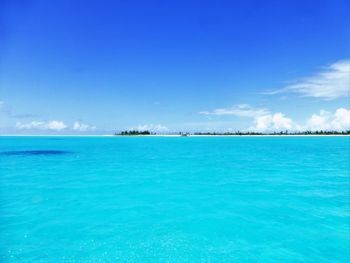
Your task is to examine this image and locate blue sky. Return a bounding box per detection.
[1,0,349,134]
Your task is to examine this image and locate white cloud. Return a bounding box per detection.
[254,115,272,131]
[200,104,350,132]
[133,124,169,132]
[306,110,330,131]
[16,121,43,130]
[73,121,96,131]
[250,112,295,132]
[266,59,350,100]
[199,104,269,117]
[16,120,67,131]
[272,113,293,130]
[306,108,350,131]
[46,120,67,130]
[332,108,350,130]
[200,104,296,132]
[250,109,350,132]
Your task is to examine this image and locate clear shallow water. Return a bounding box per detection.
[1,136,349,262]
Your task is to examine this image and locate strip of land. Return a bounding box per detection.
[1,130,349,137]
[115,130,350,136]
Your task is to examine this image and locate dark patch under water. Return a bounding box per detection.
[0,150,72,156]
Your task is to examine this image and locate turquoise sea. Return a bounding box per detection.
[1,136,349,262]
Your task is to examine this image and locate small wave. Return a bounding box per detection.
[0,150,72,156]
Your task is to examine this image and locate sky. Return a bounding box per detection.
[0,0,349,134]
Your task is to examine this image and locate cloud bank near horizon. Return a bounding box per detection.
[16,120,67,131]
[200,105,350,132]
[12,107,350,133]
[15,120,96,132]
[132,124,169,132]
[73,121,96,131]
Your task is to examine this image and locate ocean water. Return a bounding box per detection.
[0,136,349,262]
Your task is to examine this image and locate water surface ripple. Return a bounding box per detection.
[0,136,349,262]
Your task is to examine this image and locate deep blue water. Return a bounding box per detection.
[1,136,349,262]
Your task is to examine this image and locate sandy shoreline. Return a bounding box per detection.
[0,134,349,137]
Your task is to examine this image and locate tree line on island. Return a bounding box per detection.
[115,130,350,136]
[117,130,152,135]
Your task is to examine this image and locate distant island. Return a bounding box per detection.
[115,130,350,136]
[116,130,153,135]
